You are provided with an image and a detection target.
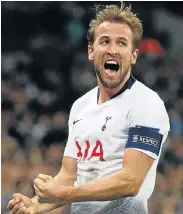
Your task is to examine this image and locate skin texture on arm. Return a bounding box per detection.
[32,157,77,213]
[8,156,77,214]
[34,149,155,204]
[66,149,154,202]
[34,156,77,213]
[36,156,77,213]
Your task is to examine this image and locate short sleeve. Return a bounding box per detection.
[64,103,78,159]
[125,96,170,160]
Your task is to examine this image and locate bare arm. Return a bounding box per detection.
[33,156,77,213]
[8,156,77,214]
[54,149,154,202]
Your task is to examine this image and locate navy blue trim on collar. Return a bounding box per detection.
[97,75,136,103]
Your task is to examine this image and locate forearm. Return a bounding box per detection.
[31,194,65,214]
[66,170,141,202]
[32,173,74,213]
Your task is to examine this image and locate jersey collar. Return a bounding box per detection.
[97,75,136,103]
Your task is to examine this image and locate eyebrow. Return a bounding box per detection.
[99,35,128,42]
[99,35,110,40]
[118,37,128,42]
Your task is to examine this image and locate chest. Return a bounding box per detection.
[72,101,130,161]
[74,103,129,134]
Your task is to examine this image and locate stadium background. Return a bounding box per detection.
[1,1,183,213]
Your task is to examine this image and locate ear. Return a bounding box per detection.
[131,49,139,65]
[88,45,94,61]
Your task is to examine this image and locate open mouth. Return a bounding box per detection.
[104,61,120,71]
[104,60,120,76]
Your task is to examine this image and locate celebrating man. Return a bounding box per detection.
[8,3,170,214]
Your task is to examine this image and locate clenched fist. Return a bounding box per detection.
[34,174,68,204]
[8,193,37,214]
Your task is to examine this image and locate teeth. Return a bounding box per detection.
[106,60,118,64]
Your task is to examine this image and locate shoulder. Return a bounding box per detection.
[73,87,98,108]
[130,80,165,112]
[128,80,170,132]
[70,87,98,115]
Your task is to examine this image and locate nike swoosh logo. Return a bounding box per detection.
[73,119,82,125]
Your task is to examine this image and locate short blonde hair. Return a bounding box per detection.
[87,3,143,49]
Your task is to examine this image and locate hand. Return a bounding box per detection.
[7,193,37,214]
[34,174,67,204]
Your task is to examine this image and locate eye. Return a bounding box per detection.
[119,41,127,46]
[100,40,109,45]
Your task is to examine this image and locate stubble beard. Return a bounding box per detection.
[94,65,130,89]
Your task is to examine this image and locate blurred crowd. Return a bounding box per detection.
[1,2,183,214]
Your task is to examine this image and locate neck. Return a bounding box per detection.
[98,72,131,104]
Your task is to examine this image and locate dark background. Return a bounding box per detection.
[1,2,183,213]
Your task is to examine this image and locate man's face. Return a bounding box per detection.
[88,21,138,89]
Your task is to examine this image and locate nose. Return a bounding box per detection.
[107,43,118,55]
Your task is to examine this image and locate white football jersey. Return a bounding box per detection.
[64,76,170,213]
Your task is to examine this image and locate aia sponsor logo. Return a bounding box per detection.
[76,140,105,161]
